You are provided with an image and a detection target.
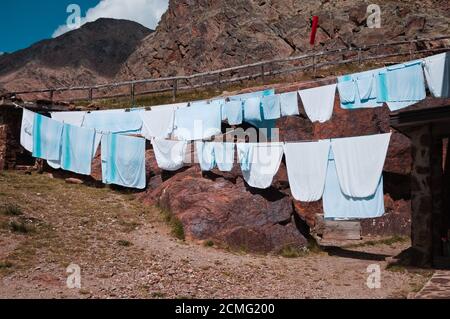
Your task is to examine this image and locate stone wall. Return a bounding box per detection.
[0,107,34,170]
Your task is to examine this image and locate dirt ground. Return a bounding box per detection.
[0,171,433,299]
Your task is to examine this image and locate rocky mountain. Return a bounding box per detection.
[0,18,152,93]
[119,0,450,80]
[1,1,448,93]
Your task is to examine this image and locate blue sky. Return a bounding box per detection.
[0,0,168,53]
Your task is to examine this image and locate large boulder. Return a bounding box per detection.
[141,166,307,253]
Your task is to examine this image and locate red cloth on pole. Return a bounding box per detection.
[310,16,319,46]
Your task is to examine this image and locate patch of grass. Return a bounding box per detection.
[345,236,408,249]
[204,240,214,247]
[151,291,166,298]
[279,245,307,258]
[8,220,35,234]
[386,264,408,273]
[306,238,323,254]
[1,205,23,216]
[159,207,185,240]
[0,261,13,269]
[117,240,133,247]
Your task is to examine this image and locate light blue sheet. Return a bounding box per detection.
[101,133,146,189]
[32,113,64,161]
[323,151,385,219]
[60,124,97,175]
[173,102,222,140]
[236,143,254,172]
[376,61,426,104]
[280,91,299,116]
[261,94,281,120]
[223,100,243,125]
[243,97,262,122]
[196,142,216,171]
[213,142,235,172]
[338,68,384,109]
[83,109,143,134]
[228,89,275,101]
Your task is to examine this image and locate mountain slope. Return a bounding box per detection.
[119,0,450,80]
[0,18,152,93]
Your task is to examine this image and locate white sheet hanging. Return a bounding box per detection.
[51,111,86,127]
[151,138,188,171]
[298,84,336,123]
[323,150,385,219]
[240,143,284,189]
[331,133,391,198]
[140,108,175,139]
[423,53,450,98]
[283,140,331,202]
[20,108,34,152]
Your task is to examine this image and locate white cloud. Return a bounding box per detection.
[52,0,169,38]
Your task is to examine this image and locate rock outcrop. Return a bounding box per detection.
[119,0,450,80]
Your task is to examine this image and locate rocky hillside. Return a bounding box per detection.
[0,18,152,93]
[119,0,450,79]
[1,1,448,93]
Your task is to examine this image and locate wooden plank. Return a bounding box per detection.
[322,221,361,241]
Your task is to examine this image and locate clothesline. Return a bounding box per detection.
[16,52,449,219]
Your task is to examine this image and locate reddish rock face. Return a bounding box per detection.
[141,165,307,253]
[119,0,450,81]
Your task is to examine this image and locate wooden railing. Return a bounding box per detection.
[4,35,450,104]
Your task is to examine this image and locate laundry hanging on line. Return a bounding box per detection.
[173,101,222,141]
[331,132,391,198]
[283,140,331,202]
[51,111,86,127]
[279,91,300,116]
[20,108,35,152]
[196,142,235,172]
[322,150,385,219]
[337,68,384,109]
[151,138,188,171]
[101,133,146,189]
[228,89,275,102]
[222,100,243,125]
[140,107,175,140]
[196,141,216,171]
[376,60,426,111]
[239,143,284,189]
[423,52,450,99]
[32,113,64,161]
[298,84,337,123]
[57,124,97,175]
[261,94,281,120]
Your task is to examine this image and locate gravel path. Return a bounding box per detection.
[0,171,432,299]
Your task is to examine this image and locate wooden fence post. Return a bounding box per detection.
[358,48,362,66]
[88,88,93,102]
[130,83,135,107]
[49,90,54,102]
[261,64,265,83]
[312,55,317,77]
[172,79,178,102]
